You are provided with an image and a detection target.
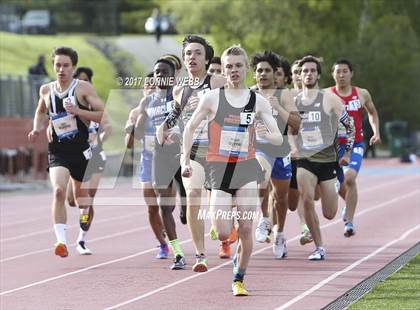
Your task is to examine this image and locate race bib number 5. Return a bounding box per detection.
[240,112,255,125]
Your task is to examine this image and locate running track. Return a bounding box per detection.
[1,158,419,310]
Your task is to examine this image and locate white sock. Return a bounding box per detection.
[80,206,90,215]
[54,224,66,244]
[77,228,88,244]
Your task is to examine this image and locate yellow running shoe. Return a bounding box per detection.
[232,281,249,296]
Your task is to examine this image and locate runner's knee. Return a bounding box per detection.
[53,186,66,202]
[323,207,337,220]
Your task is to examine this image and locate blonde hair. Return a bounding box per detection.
[221,44,248,67]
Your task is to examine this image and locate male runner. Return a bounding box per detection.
[208,56,222,76]
[207,55,237,259]
[251,51,300,259]
[134,60,187,269]
[69,67,112,255]
[294,55,355,260]
[28,46,104,257]
[329,58,381,237]
[125,72,169,259]
[182,45,283,295]
[288,60,314,245]
[157,35,225,272]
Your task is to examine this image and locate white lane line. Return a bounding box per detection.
[1,189,417,300]
[102,190,419,310]
[0,201,146,223]
[2,175,416,242]
[0,203,143,228]
[0,226,149,263]
[0,236,197,296]
[0,211,146,243]
[274,224,420,310]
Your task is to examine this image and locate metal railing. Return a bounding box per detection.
[0,74,50,117]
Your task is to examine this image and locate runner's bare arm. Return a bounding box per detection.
[99,112,112,142]
[288,126,299,158]
[360,88,381,145]
[133,97,148,140]
[327,93,355,165]
[182,92,214,169]
[125,98,147,148]
[282,89,301,132]
[28,84,49,141]
[256,95,283,146]
[66,81,104,123]
[210,74,226,89]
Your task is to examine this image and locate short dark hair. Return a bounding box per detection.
[210,56,221,65]
[298,55,322,75]
[332,58,353,72]
[52,46,78,66]
[182,35,214,69]
[278,56,292,84]
[155,58,175,74]
[160,54,182,71]
[251,51,281,72]
[74,67,93,82]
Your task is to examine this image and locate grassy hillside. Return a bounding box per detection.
[0,32,116,101]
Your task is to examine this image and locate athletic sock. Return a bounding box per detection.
[300,223,309,233]
[233,268,246,282]
[80,206,90,215]
[169,239,183,257]
[77,228,88,243]
[54,224,67,244]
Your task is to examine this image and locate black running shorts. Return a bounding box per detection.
[296,159,338,182]
[207,158,264,196]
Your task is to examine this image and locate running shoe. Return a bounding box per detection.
[209,225,218,240]
[76,241,92,255]
[308,247,326,261]
[192,254,208,272]
[273,231,287,259]
[219,241,231,259]
[344,222,355,237]
[179,205,187,225]
[299,229,313,245]
[156,244,169,259]
[255,217,271,243]
[80,206,94,231]
[54,242,68,258]
[170,255,186,270]
[232,281,249,296]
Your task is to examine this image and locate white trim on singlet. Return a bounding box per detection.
[49,79,78,114]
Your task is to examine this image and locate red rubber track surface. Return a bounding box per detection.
[0,158,419,310]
